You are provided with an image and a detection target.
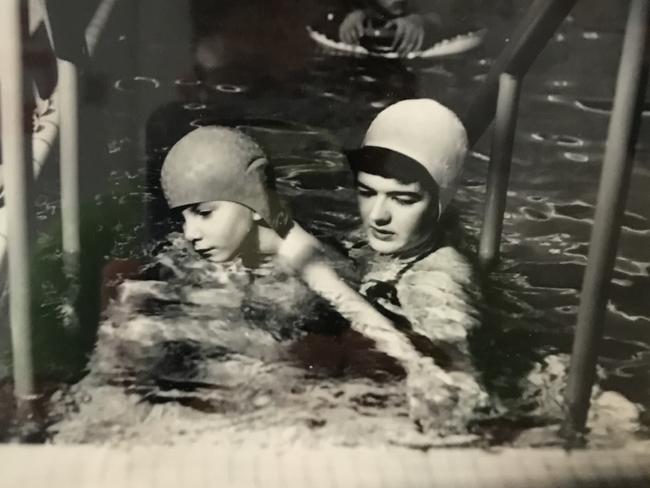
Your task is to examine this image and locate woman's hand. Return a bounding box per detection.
[388,14,425,55]
[339,9,367,45]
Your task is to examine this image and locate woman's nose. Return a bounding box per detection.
[369,197,390,224]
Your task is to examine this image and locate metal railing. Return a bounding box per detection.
[464,0,649,438]
[0,0,119,422]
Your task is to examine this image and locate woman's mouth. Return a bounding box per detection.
[369,226,395,241]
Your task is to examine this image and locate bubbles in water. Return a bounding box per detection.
[564,243,589,258]
[582,31,600,40]
[107,137,131,154]
[530,132,584,147]
[313,150,346,163]
[151,145,171,155]
[174,79,202,88]
[521,207,550,221]
[556,305,577,314]
[548,79,571,89]
[546,94,567,104]
[356,75,377,83]
[211,84,247,94]
[469,150,489,162]
[183,103,208,111]
[370,100,390,109]
[527,195,546,203]
[321,91,346,102]
[563,152,589,163]
[612,278,634,287]
[556,136,584,147]
[114,76,161,92]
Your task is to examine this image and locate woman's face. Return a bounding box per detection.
[356,171,436,255]
[182,200,255,262]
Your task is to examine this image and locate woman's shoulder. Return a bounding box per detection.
[407,245,475,286]
[395,246,482,345]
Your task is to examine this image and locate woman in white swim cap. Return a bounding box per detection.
[347,98,467,257]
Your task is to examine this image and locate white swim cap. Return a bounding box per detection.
[351,99,468,215]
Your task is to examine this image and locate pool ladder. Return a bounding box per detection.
[463,0,649,439]
[0,0,118,426]
[0,0,648,441]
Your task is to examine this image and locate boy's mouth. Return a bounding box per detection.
[195,247,216,258]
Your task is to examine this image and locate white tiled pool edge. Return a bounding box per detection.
[1,445,649,487]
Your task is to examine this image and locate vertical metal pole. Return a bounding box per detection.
[58,59,81,274]
[562,0,649,438]
[462,0,578,146]
[0,0,38,414]
[479,73,522,267]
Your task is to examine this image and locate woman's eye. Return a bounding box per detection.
[358,189,374,198]
[395,196,420,205]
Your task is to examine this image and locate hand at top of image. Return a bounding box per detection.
[339,9,367,45]
[387,14,426,56]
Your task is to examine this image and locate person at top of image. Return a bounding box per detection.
[335,0,479,55]
[346,98,481,358]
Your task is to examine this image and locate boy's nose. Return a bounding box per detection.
[182,215,202,242]
[369,197,391,225]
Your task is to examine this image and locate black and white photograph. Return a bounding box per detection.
[1,0,649,486]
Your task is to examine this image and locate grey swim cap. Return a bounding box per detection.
[160,126,291,233]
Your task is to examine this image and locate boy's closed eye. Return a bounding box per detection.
[194,202,220,217]
[357,187,376,198]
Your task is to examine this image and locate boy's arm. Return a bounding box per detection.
[276,223,423,364]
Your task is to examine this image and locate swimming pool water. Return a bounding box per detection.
[3,2,649,443]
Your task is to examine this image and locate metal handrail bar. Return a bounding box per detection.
[1,0,37,419]
[478,73,521,267]
[1,0,119,423]
[562,0,649,438]
[59,0,120,275]
[462,0,578,146]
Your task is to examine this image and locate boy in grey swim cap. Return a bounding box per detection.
[160,126,294,264]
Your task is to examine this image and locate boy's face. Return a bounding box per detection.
[375,0,407,17]
[356,171,436,255]
[182,200,255,262]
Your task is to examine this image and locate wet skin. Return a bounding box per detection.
[182,200,256,263]
[356,171,437,256]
